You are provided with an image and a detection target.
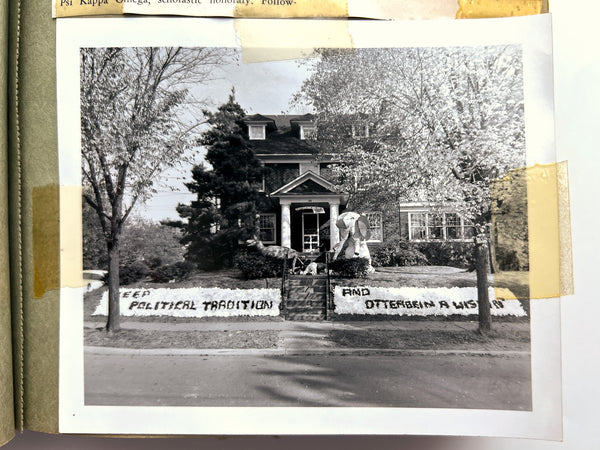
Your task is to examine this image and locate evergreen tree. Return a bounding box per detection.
[173,94,266,269]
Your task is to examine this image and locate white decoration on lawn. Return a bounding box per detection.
[333,286,527,316]
[93,288,281,318]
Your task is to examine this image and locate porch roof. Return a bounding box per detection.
[270,170,339,196]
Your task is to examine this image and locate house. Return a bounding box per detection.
[244,114,475,258]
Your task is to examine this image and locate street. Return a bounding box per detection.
[85,351,531,410]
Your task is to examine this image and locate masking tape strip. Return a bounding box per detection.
[52,0,546,19]
[234,18,353,64]
[234,0,347,18]
[457,0,547,19]
[60,185,85,291]
[557,162,574,296]
[32,186,59,299]
[491,162,573,301]
[528,162,573,299]
[33,185,85,299]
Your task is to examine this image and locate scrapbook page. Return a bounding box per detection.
[52,14,563,438]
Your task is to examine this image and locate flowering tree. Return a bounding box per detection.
[81,47,230,332]
[294,45,525,332]
[295,46,524,219]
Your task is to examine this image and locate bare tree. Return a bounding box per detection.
[80,47,231,332]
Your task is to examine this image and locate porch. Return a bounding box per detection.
[269,169,348,253]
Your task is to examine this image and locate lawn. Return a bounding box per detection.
[340,266,484,288]
[328,327,530,352]
[85,328,280,349]
[84,323,529,351]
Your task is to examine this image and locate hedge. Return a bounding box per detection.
[328,257,371,278]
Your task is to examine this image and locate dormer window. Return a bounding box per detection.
[300,124,317,140]
[248,124,266,140]
[352,123,369,139]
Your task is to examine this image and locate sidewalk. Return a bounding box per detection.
[84,319,530,357]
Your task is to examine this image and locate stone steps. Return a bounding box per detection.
[284,312,326,321]
[284,275,328,321]
[285,300,327,308]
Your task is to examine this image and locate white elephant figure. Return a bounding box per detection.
[331,211,375,272]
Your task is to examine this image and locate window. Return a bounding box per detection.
[258,214,276,244]
[408,212,474,241]
[300,125,317,140]
[352,123,369,139]
[409,212,428,240]
[248,125,266,140]
[365,212,383,242]
[445,213,461,239]
[428,213,444,240]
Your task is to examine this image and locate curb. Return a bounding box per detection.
[85,346,530,358]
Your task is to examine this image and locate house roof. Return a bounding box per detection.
[245,114,319,155]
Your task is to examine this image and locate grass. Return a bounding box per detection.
[329,327,531,352]
[335,266,482,289]
[494,270,530,299]
[84,324,529,351]
[85,328,280,349]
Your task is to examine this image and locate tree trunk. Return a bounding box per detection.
[106,242,121,332]
[475,239,492,334]
[488,223,498,274]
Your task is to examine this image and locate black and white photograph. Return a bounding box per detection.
[56,16,561,438]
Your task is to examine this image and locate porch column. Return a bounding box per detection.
[330,201,340,250]
[281,200,291,248]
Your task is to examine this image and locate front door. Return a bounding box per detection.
[302,213,320,253]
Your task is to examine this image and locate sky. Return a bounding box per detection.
[134,54,314,222]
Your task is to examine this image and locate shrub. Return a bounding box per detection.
[415,241,475,269]
[495,246,528,271]
[393,245,429,267]
[370,246,395,267]
[370,242,429,267]
[146,256,163,270]
[234,249,285,279]
[150,261,196,283]
[329,257,371,278]
[103,260,150,285]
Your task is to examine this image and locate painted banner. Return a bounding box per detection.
[333,286,526,316]
[93,288,281,317]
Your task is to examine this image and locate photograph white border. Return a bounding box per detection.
[57,15,562,439]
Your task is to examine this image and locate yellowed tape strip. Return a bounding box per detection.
[491,162,573,301]
[52,0,547,19]
[235,0,347,18]
[235,18,353,63]
[52,0,348,18]
[33,186,60,299]
[456,0,546,19]
[528,161,573,298]
[491,165,528,301]
[60,185,85,290]
[33,185,85,299]
[557,162,574,296]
